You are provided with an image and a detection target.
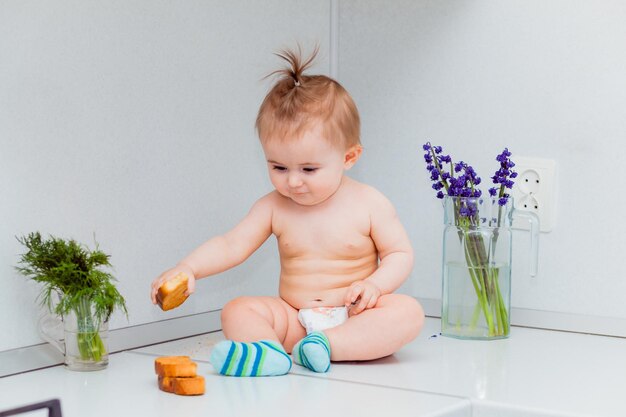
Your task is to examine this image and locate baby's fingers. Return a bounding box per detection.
[150,279,163,304]
[352,293,372,315]
[345,284,362,306]
[358,290,374,309]
[366,293,379,309]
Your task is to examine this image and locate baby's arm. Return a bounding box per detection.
[345,189,414,314]
[150,193,274,304]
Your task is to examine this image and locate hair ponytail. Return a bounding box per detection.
[269,44,319,89]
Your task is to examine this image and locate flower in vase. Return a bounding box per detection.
[423,142,518,211]
[422,141,517,338]
[423,143,482,203]
[489,148,518,206]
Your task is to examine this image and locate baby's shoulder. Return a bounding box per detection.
[343,178,394,209]
[254,190,283,208]
[253,191,297,214]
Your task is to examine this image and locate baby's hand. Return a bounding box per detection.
[344,280,381,316]
[150,264,196,305]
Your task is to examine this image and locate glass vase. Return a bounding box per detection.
[39,296,109,371]
[441,196,538,340]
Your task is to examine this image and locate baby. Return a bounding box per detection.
[151,46,424,376]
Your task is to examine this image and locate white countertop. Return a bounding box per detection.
[1,318,625,417]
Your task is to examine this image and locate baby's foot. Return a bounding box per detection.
[292,331,331,373]
[210,340,292,377]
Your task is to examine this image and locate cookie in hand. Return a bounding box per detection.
[156,273,190,311]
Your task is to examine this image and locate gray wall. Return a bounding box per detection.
[2,0,626,352]
[340,0,626,328]
[0,0,329,351]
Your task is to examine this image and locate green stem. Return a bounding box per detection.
[465,228,510,337]
[470,300,482,329]
[470,233,494,330]
[492,201,509,335]
[493,269,509,334]
[462,232,494,335]
[75,297,106,362]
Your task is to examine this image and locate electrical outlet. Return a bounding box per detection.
[511,156,557,232]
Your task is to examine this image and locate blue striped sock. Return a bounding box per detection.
[292,331,331,373]
[210,340,292,377]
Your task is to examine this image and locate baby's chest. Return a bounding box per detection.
[273,209,374,257]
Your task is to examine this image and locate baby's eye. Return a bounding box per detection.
[272,165,287,171]
[302,167,318,173]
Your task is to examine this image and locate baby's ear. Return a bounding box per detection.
[344,145,363,169]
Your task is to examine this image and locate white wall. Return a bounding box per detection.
[0,0,329,352]
[340,1,626,327]
[3,0,626,353]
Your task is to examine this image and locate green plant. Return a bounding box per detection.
[15,232,127,361]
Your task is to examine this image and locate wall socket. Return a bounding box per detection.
[511,156,557,232]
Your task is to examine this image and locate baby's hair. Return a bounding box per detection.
[255,44,361,150]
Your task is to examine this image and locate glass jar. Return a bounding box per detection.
[441,196,538,339]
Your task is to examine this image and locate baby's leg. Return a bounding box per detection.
[220,296,306,350]
[210,296,305,376]
[325,294,424,361]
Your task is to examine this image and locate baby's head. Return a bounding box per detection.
[256,45,360,152]
[255,46,362,206]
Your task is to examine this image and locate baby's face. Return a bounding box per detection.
[261,125,349,206]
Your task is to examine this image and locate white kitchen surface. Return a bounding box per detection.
[1,317,625,417]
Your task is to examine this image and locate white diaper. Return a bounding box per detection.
[297,306,349,334]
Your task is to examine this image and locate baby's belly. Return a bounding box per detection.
[278,259,377,309]
[280,285,349,309]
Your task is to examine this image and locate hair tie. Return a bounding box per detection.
[294,79,301,87]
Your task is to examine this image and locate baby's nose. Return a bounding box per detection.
[288,173,303,188]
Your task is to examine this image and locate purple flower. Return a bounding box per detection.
[491,148,517,204]
[448,161,482,200]
[496,148,512,163]
[422,142,513,215]
[459,206,471,217]
[423,142,454,199]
